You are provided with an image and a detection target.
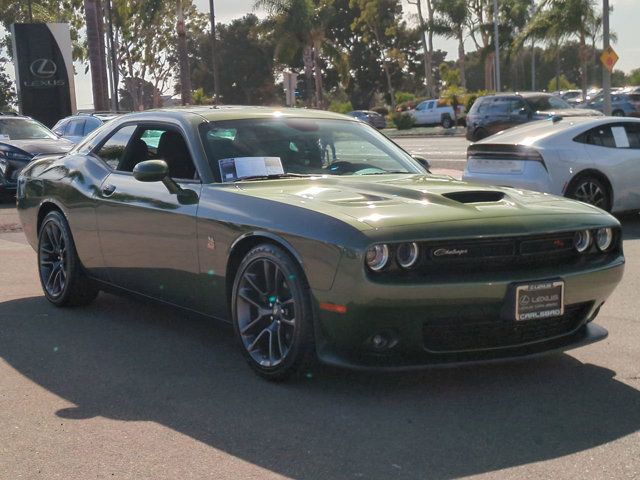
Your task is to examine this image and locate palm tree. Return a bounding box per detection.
[432,0,468,90]
[176,0,192,105]
[84,0,110,110]
[256,0,328,108]
[517,0,599,97]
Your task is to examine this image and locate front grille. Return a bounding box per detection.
[423,303,590,353]
[370,230,621,281]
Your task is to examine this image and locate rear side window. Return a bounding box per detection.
[52,119,68,136]
[624,123,640,148]
[574,124,636,148]
[93,125,137,168]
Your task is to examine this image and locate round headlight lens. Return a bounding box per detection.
[396,242,419,268]
[574,230,591,253]
[595,227,613,251]
[366,244,389,271]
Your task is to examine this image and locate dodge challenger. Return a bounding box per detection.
[16,107,625,380]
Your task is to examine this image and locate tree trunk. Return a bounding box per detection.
[84,0,109,111]
[413,0,432,97]
[95,0,110,108]
[555,40,561,91]
[425,0,435,97]
[458,30,466,90]
[312,41,324,109]
[485,52,494,90]
[579,30,588,99]
[302,45,314,108]
[176,0,192,105]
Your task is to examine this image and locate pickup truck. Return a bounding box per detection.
[407,99,456,128]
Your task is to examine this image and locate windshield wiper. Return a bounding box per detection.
[358,170,411,175]
[233,173,312,182]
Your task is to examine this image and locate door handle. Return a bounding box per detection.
[102,184,116,197]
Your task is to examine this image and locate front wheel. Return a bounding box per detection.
[38,211,99,306]
[566,176,612,212]
[231,244,315,381]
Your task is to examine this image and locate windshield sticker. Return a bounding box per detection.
[219,157,284,182]
[611,126,630,148]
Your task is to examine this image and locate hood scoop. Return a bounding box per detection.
[442,190,505,204]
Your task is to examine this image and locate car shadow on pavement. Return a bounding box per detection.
[1,294,639,480]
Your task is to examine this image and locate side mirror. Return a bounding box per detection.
[133,159,168,182]
[412,155,431,173]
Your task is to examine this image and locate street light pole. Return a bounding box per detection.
[209,0,220,102]
[493,0,501,92]
[602,0,611,115]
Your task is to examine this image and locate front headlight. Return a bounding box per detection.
[366,244,389,271]
[0,158,7,176]
[595,227,613,251]
[574,230,591,253]
[396,242,419,268]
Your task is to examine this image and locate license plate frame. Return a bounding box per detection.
[514,280,565,321]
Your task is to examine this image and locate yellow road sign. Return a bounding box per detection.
[600,46,619,73]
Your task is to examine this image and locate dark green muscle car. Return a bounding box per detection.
[16,107,624,380]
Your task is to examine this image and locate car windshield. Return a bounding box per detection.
[199,118,422,181]
[526,95,572,111]
[0,118,58,140]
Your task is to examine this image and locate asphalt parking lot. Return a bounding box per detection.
[1,140,639,479]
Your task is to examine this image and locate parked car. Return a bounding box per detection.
[463,116,640,212]
[466,92,602,141]
[0,114,73,195]
[17,107,623,380]
[580,92,640,117]
[406,99,455,128]
[346,110,386,129]
[52,112,123,144]
[554,89,584,105]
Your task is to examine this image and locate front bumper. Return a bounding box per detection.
[311,254,624,370]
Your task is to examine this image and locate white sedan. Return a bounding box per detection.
[462,116,640,212]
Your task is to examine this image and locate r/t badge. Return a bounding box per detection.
[207,236,216,250]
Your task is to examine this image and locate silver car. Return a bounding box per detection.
[463,116,640,213]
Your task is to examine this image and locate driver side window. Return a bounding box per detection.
[117,126,198,180]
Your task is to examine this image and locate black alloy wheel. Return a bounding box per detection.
[566,176,612,212]
[37,211,99,306]
[232,244,315,380]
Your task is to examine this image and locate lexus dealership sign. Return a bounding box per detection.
[11,23,77,127]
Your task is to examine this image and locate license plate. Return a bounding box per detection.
[468,158,525,174]
[514,281,564,321]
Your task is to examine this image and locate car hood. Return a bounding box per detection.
[1,138,74,156]
[232,174,612,234]
[536,108,602,117]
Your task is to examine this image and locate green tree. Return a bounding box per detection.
[189,15,277,105]
[350,0,403,110]
[432,0,468,90]
[256,0,330,108]
[0,58,15,110]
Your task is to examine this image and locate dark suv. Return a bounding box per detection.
[466,92,602,141]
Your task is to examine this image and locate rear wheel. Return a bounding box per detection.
[38,211,99,306]
[441,115,453,129]
[612,109,625,117]
[231,244,315,381]
[566,176,612,212]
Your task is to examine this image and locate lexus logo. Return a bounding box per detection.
[29,58,57,79]
[519,294,531,306]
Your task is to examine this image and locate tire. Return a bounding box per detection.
[474,127,489,141]
[231,243,315,381]
[612,109,625,117]
[441,115,453,129]
[37,210,99,306]
[566,176,612,212]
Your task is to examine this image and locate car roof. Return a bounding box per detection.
[117,106,357,123]
[476,116,640,146]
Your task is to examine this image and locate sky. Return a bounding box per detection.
[13,0,640,109]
